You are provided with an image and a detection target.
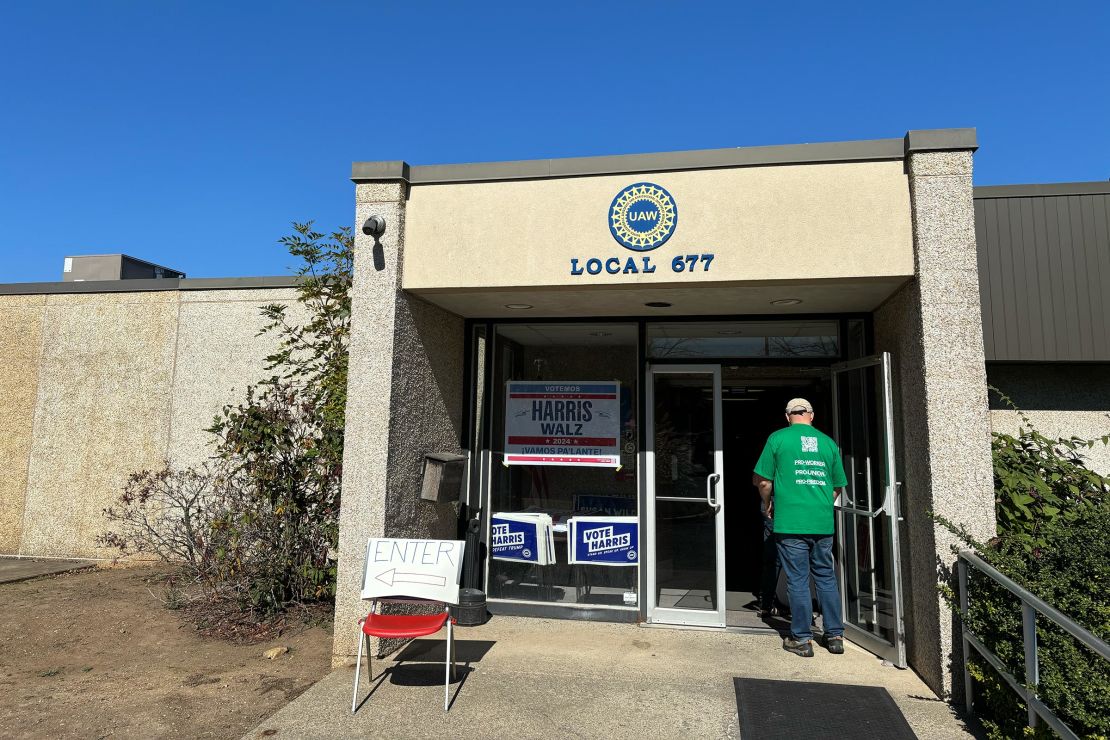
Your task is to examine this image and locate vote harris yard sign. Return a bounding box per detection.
[504,381,621,467]
[568,517,638,566]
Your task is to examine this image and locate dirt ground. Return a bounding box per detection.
[0,564,332,739]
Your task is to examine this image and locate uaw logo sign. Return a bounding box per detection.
[608,182,678,252]
[570,182,713,276]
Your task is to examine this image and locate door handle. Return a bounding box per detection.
[836,487,888,518]
[705,473,721,510]
[836,482,902,519]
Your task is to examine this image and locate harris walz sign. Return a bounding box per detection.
[504,381,620,467]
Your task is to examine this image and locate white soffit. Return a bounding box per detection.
[409,277,909,319]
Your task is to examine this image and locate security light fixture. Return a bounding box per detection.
[504,304,533,310]
[362,215,386,237]
[770,298,803,306]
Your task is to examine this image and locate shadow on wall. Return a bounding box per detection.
[383,294,465,542]
[987,363,1110,411]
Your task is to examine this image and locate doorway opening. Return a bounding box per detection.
[720,369,832,630]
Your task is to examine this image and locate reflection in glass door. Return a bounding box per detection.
[832,352,906,667]
[645,365,725,627]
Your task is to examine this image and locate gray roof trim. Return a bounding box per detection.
[0,276,301,296]
[177,276,301,290]
[974,181,1110,199]
[351,129,981,185]
[350,160,411,181]
[351,137,914,185]
[904,128,978,154]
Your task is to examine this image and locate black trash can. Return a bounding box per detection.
[453,587,489,626]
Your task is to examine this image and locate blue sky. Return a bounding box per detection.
[2,2,1108,282]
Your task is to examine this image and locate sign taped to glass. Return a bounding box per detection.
[504,381,620,467]
[573,493,637,516]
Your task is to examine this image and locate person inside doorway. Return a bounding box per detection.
[757,494,780,618]
[751,398,847,658]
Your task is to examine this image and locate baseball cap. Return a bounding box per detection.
[785,398,814,413]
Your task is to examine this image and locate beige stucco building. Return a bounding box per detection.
[335,129,995,700]
[0,280,301,557]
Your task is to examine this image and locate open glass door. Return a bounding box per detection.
[831,352,907,667]
[645,364,725,627]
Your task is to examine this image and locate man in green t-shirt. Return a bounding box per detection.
[752,398,848,658]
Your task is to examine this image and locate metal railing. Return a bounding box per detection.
[957,550,1110,739]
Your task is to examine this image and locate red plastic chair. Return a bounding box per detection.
[351,598,457,712]
[351,538,465,713]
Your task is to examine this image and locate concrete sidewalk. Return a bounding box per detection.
[246,616,976,739]
[0,556,95,584]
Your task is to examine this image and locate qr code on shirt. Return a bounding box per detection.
[801,436,818,452]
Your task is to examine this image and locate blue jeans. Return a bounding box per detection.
[775,534,844,642]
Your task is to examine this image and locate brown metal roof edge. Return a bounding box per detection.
[974,181,1110,199]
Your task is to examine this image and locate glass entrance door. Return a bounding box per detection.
[831,352,907,667]
[645,364,725,627]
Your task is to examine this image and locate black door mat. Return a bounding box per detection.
[734,677,917,739]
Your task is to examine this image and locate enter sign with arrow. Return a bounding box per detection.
[374,568,447,588]
[360,538,466,604]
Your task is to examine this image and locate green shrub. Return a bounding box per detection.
[206,222,352,611]
[991,389,1108,553]
[942,390,1110,739]
[959,501,1110,739]
[102,222,352,621]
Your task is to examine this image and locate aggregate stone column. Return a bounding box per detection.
[332,180,465,666]
[332,181,409,665]
[891,135,996,697]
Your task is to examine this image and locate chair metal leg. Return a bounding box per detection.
[444,618,453,711]
[352,627,365,714]
[365,633,373,681]
[448,608,457,680]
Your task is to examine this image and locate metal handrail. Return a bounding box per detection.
[957,549,1110,740]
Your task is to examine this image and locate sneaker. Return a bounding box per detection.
[825,636,845,655]
[783,638,814,657]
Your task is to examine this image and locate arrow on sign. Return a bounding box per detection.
[374,568,447,588]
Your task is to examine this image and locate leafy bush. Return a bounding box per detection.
[207,380,341,609]
[942,388,1110,739]
[991,388,1109,552]
[100,222,352,624]
[956,501,1110,739]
